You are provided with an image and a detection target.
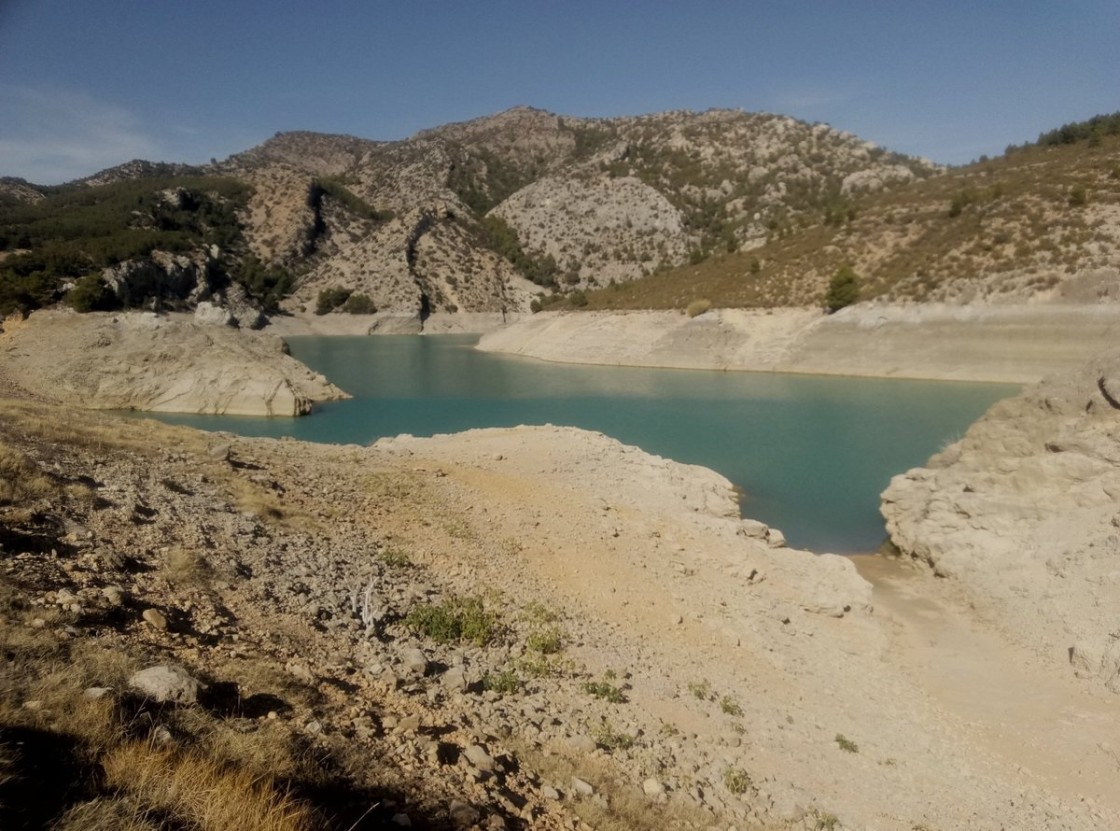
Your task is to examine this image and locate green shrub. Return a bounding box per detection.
[67,274,117,312]
[825,265,860,313]
[342,292,376,314]
[315,286,351,315]
[404,595,498,646]
[482,668,520,695]
[526,626,564,655]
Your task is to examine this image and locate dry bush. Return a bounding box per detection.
[686,298,712,318]
[0,441,58,505]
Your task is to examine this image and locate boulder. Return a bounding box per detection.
[128,665,201,704]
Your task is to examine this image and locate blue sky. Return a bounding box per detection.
[1,1,1117,183]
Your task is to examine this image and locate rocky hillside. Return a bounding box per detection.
[583,126,1120,311]
[1,107,938,324]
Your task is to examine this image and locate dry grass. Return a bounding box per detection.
[100,743,315,831]
[0,440,59,505]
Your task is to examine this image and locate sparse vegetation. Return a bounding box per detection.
[835,733,859,753]
[591,719,635,751]
[404,595,498,646]
[719,695,743,717]
[723,767,753,795]
[582,675,627,704]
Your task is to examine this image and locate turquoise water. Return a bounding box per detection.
[151,335,1016,553]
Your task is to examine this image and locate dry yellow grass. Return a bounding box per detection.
[100,743,315,831]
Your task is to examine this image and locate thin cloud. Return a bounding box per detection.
[0,85,162,184]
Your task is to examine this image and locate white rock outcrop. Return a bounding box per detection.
[0,310,347,416]
[882,350,1120,690]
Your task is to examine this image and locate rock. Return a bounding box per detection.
[396,714,421,733]
[766,528,787,548]
[142,608,168,631]
[400,647,429,678]
[128,665,201,704]
[208,443,232,462]
[194,301,234,327]
[541,785,561,801]
[448,800,480,828]
[83,686,113,700]
[571,777,595,796]
[642,777,666,798]
[442,665,468,692]
[390,813,412,827]
[463,744,496,773]
[102,585,125,606]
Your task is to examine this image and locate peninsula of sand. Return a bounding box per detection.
[3,302,1120,830]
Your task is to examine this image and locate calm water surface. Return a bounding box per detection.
[152,335,1016,553]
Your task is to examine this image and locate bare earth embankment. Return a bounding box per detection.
[0,310,347,416]
[478,303,1120,383]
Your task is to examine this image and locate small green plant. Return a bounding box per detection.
[688,679,712,700]
[835,733,859,753]
[591,720,635,751]
[814,811,841,830]
[379,547,411,567]
[526,626,564,655]
[521,602,559,623]
[719,695,743,717]
[404,595,497,646]
[582,677,626,704]
[723,767,752,795]
[482,668,520,695]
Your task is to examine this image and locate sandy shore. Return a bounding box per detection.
[478,302,1120,383]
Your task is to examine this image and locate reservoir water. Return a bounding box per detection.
[152,335,1016,553]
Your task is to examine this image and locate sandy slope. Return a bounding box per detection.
[478,303,1120,383]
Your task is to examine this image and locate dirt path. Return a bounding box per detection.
[853,554,1120,818]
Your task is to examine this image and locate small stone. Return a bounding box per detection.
[442,665,468,692]
[23,700,42,710]
[209,443,231,462]
[463,744,496,772]
[400,647,429,678]
[102,586,125,606]
[151,725,175,746]
[306,720,322,735]
[571,777,595,796]
[142,608,168,631]
[671,614,684,625]
[541,785,561,801]
[55,588,78,606]
[766,528,787,548]
[391,813,412,827]
[396,714,421,733]
[83,686,112,700]
[642,777,666,798]
[30,617,46,629]
[568,735,597,755]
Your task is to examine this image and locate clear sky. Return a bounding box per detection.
[1,1,1117,184]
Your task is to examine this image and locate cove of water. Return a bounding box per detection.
[151,335,1016,553]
